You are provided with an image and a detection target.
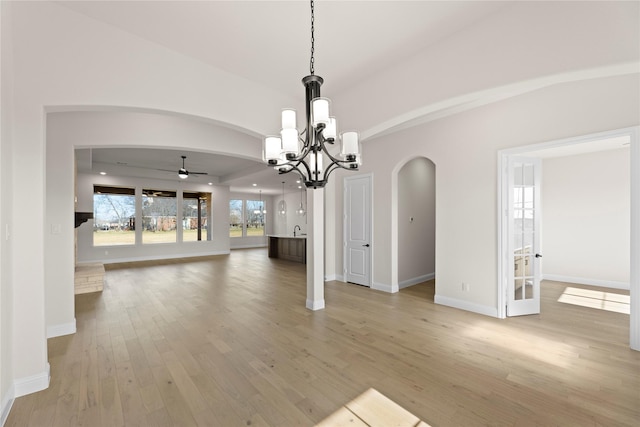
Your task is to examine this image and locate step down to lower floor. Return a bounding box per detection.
[74,262,105,294]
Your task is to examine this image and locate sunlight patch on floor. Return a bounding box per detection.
[316,388,430,427]
[462,321,576,368]
[558,287,630,314]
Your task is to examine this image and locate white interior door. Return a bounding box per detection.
[344,175,371,286]
[507,156,542,316]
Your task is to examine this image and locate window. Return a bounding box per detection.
[229,199,243,237]
[93,186,136,246]
[142,189,177,244]
[183,192,209,242]
[245,199,266,236]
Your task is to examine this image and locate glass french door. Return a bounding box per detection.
[507,156,542,316]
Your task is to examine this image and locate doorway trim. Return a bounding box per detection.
[497,126,639,350]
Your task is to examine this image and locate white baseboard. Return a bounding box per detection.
[98,250,231,265]
[325,274,341,282]
[306,299,325,311]
[46,319,76,339]
[230,244,268,250]
[1,384,15,427]
[14,363,50,398]
[543,274,630,290]
[371,281,397,293]
[399,272,435,289]
[434,295,498,318]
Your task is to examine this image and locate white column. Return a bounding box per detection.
[306,188,325,310]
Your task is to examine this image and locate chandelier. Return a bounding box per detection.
[263,0,361,189]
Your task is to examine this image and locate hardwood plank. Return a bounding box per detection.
[6,250,639,426]
[315,406,368,427]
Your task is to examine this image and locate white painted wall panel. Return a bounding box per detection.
[542,148,630,285]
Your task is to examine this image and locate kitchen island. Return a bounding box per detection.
[268,235,306,264]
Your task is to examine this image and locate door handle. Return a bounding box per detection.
[535,253,542,258]
[363,244,370,247]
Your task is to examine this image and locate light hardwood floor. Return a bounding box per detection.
[6,249,639,426]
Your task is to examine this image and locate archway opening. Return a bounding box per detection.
[396,157,436,300]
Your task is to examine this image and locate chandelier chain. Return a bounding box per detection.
[310,0,315,75]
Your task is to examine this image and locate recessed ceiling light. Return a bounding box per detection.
[252,183,257,186]
[208,182,213,186]
[99,171,107,175]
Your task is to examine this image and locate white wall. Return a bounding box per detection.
[3,0,639,404]
[76,173,230,264]
[272,189,308,237]
[542,148,630,287]
[45,111,264,348]
[0,0,15,420]
[398,157,436,287]
[332,74,639,315]
[8,0,296,395]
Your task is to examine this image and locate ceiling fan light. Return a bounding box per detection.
[178,168,189,179]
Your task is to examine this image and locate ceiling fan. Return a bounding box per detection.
[177,155,208,179]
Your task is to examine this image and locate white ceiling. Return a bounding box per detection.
[58,1,508,97]
[65,0,509,193]
[64,1,632,193]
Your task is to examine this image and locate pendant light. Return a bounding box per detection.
[296,186,306,216]
[254,190,267,215]
[262,0,361,189]
[278,182,287,217]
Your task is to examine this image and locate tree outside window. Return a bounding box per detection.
[142,189,177,244]
[93,186,136,246]
[245,200,265,236]
[183,192,209,242]
[229,199,243,237]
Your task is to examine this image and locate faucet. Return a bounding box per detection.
[293,225,301,237]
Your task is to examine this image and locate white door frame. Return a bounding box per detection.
[506,156,542,316]
[343,173,373,287]
[497,126,639,351]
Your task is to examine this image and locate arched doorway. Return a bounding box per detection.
[394,156,436,298]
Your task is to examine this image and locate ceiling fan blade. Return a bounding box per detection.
[189,171,209,176]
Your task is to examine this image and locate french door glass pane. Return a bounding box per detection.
[512,162,536,301]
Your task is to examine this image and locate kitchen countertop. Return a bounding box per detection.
[267,235,307,239]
